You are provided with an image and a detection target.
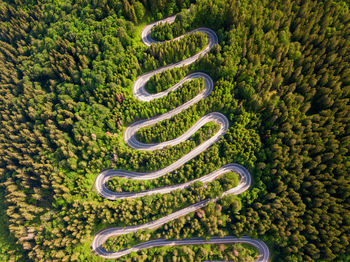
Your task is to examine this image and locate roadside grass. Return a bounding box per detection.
[70,237,104,262]
[261,237,275,261]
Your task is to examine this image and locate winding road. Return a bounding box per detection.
[92,12,270,262]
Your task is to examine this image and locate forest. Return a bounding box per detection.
[0,0,349,261]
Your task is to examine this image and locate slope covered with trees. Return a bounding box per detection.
[0,0,349,261]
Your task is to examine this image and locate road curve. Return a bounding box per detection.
[125,73,215,151]
[92,12,270,262]
[95,163,250,200]
[93,237,269,261]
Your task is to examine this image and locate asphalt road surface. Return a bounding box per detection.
[92,12,270,262]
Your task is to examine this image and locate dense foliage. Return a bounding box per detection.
[101,196,243,253]
[105,242,258,261]
[0,0,349,261]
[138,78,207,143]
[145,66,189,94]
[143,32,207,71]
